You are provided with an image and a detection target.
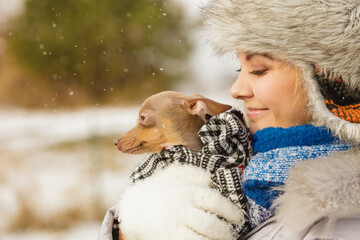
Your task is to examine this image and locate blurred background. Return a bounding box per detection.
[0,0,240,239]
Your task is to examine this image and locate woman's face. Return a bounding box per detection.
[231,52,308,134]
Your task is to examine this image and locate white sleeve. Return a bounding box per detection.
[116,164,246,240]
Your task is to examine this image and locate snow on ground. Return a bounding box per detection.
[1,222,100,240]
[0,107,139,151]
[0,106,145,239]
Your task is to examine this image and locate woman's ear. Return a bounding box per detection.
[183,94,232,122]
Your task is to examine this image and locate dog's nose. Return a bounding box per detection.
[114,138,119,147]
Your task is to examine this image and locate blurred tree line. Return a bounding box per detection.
[5,0,191,107]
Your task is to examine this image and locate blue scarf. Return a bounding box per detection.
[242,124,351,228]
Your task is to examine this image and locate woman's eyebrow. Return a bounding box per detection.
[246,53,274,61]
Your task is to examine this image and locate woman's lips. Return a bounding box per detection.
[247,107,269,118]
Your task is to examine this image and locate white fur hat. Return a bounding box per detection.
[201,0,360,144]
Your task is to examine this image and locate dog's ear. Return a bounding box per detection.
[183,94,232,122]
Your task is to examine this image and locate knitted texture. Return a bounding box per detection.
[129,109,253,236]
[243,125,351,228]
[315,65,360,123]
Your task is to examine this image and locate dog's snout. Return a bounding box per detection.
[114,135,142,153]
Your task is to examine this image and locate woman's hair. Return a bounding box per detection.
[293,66,312,123]
[278,61,311,124]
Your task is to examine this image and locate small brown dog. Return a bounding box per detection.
[114,91,231,154]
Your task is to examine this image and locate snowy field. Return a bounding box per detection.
[0,106,146,240]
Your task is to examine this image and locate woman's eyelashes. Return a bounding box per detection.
[236,65,268,76]
[249,69,268,76]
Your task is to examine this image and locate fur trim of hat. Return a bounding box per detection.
[201,0,360,144]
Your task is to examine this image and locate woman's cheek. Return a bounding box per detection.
[254,81,276,105]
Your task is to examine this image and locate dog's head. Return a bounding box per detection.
[114,91,231,154]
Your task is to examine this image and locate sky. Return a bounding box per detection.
[0,0,23,30]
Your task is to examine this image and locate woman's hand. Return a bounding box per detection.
[116,164,246,240]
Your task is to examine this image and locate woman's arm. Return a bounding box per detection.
[116,164,246,240]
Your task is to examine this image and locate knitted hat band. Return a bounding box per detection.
[315,65,360,124]
[325,100,360,123]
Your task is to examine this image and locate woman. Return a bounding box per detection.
[99,0,360,239]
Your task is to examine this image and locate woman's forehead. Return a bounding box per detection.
[237,51,274,61]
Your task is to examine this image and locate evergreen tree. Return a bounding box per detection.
[7,0,191,105]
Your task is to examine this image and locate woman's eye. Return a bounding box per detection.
[250,69,267,76]
[236,67,242,72]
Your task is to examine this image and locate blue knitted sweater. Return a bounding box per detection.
[242,124,351,228]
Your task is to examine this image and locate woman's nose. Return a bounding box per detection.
[230,72,253,100]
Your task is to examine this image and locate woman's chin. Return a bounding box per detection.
[249,124,262,135]
[249,119,273,135]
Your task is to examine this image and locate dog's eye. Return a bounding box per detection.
[140,115,146,122]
